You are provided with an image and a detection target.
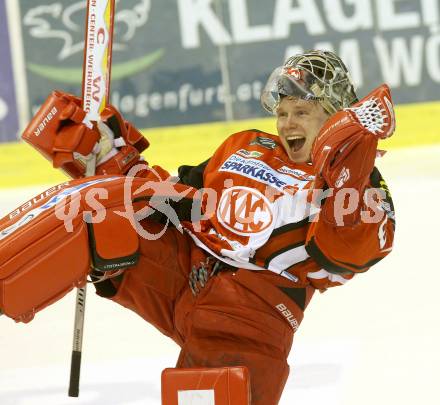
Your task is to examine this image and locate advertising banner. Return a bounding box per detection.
[0,1,19,142]
[16,0,440,130]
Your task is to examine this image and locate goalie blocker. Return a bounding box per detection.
[22,90,150,179]
[0,175,197,322]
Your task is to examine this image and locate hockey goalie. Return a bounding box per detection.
[0,50,396,405]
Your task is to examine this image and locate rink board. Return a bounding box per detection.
[0,100,439,189]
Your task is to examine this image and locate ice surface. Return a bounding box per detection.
[1,146,439,405]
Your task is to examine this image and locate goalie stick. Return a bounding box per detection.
[68,0,116,397]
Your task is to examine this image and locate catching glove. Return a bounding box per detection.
[311,84,395,225]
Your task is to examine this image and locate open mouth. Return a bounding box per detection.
[286,136,306,153]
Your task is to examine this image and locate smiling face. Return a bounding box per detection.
[276,97,330,163]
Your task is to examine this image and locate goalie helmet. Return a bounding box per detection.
[261,50,358,115]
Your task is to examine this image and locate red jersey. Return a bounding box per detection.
[179,129,395,290]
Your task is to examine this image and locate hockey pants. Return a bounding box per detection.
[99,222,314,405]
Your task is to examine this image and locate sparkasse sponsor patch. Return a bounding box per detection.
[219,154,310,191]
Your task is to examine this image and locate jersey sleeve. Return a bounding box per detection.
[305,167,395,288]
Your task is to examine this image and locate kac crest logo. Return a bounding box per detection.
[217,186,274,236]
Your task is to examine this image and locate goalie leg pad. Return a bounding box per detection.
[0,175,198,323]
[0,217,90,323]
[0,177,140,322]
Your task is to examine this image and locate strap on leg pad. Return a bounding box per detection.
[87,209,139,274]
